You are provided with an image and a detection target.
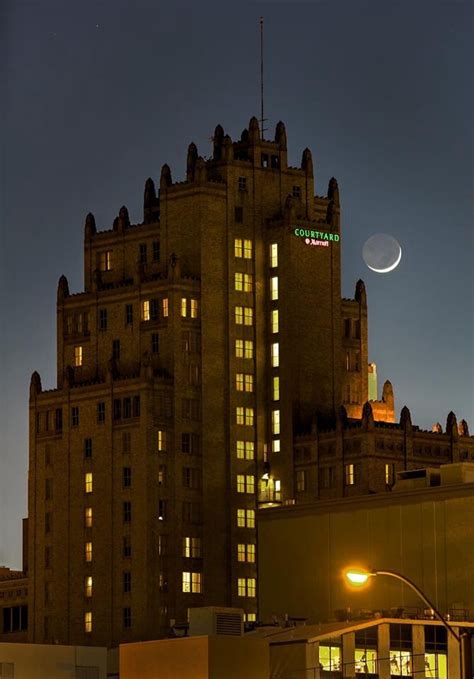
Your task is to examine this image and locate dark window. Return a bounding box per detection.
[123,536,132,557]
[271,155,279,169]
[123,607,132,629]
[182,433,200,455]
[158,534,168,555]
[150,299,158,321]
[158,499,167,521]
[112,339,120,360]
[133,396,140,418]
[234,206,243,223]
[182,501,202,524]
[84,438,92,459]
[2,605,28,633]
[425,626,447,651]
[139,243,147,264]
[45,545,52,568]
[45,512,51,534]
[182,433,191,454]
[55,408,63,432]
[238,176,247,191]
[123,571,131,593]
[123,501,132,523]
[151,333,159,354]
[344,318,351,338]
[123,467,131,488]
[71,407,79,427]
[152,240,160,262]
[97,401,105,423]
[261,153,269,168]
[125,304,133,325]
[113,399,122,421]
[292,185,301,198]
[123,397,132,419]
[354,319,361,339]
[183,467,201,489]
[99,308,107,331]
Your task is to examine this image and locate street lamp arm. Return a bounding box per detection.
[375,569,460,643]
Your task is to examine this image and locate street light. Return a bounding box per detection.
[343,567,472,679]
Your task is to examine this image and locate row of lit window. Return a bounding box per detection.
[235,306,253,326]
[142,298,169,321]
[84,607,132,633]
[235,273,253,292]
[237,475,255,494]
[236,407,254,427]
[97,241,160,273]
[295,463,395,491]
[270,246,280,455]
[74,338,130,367]
[237,578,256,598]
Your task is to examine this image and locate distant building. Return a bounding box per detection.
[0,567,28,644]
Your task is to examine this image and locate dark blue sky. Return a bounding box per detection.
[2,1,473,567]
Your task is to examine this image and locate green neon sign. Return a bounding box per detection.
[293,227,340,247]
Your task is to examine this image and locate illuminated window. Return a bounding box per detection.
[272,439,280,453]
[235,340,244,358]
[244,341,253,359]
[272,376,280,400]
[142,300,150,321]
[275,479,281,500]
[245,408,254,426]
[271,342,279,367]
[354,649,378,675]
[247,544,256,563]
[236,440,245,459]
[244,307,253,325]
[235,306,243,325]
[245,374,253,392]
[237,475,245,493]
[85,542,92,562]
[247,509,255,528]
[319,646,341,672]
[388,650,412,676]
[243,274,253,292]
[246,613,257,622]
[234,239,243,257]
[182,537,201,558]
[296,470,306,492]
[237,509,246,527]
[270,276,278,301]
[158,465,166,486]
[345,463,355,486]
[345,352,350,371]
[236,407,244,425]
[162,298,169,317]
[157,430,166,452]
[237,578,246,597]
[84,611,92,633]
[270,243,278,268]
[85,576,92,598]
[182,572,202,593]
[385,463,395,485]
[190,299,198,318]
[237,544,246,562]
[74,346,83,367]
[84,507,93,528]
[235,273,243,291]
[272,410,280,435]
[85,473,93,494]
[236,373,244,391]
[181,298,187,317]
[99,250,112,272]
[271,309,279,333]
[243,239,252,259]
[247,578,256,597]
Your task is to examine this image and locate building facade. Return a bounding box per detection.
[0,567,28,644]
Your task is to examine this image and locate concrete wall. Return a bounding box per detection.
[0,643,107,679]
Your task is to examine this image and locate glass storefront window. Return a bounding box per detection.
[355,648,377,674]
[389,650,412,676]
[319,645,341,671]
[425,652,447,679]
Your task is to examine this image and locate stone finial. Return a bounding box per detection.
[118,206,130,229]
[29,371,42,398]
[84,212,96,239]
[240,128,249,143]
[144,178,156,208]
[382,380,394,407]
[362,401,374,428]
[355,279,367,306]
[222,134,233,160]
[400,405,412,428]
[275,121,287,149]
[248,116,261,143]
[458,419,470,437]
[327,177,340,205]
[57,275,70,303]
[160,164,172,190]
[213,124,224,160]
[432,422,443,433]
[195,156,207,183]
[301,148,313,175]
[186,143,198,182]
[446,411,458,437]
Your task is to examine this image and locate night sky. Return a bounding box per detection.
[2,1,472,567]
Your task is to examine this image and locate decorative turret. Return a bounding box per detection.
[160,163,172,190]
[400,405,412,429]
[327,177,340,205]
[301,148,313,175]
[144,177,156,208]
[84,212,96,239]
[446,411,459,439]
[57,275,69,303]
[355,279,367,306]
[29,371,42,399]
[248,116,261,143]
[361,401,374,429]
[195,156,207,184]
[432,422,443,433]
[458,419,470,437]
[240,128,249,143]
[222,134,233,161]
[186,143,198,182]
[274,121,287,149]
[213,124,224,161]
[382,380,394,409]
[118,206,130,229]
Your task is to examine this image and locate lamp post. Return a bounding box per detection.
[344,568,472,679]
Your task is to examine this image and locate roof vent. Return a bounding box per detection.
[189,607,244,637]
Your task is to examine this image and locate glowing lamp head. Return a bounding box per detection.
[344,568,374,586]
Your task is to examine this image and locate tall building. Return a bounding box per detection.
[32,114,468,648]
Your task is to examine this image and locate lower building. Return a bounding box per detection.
[0,642,107,679]
[0,568,28,644]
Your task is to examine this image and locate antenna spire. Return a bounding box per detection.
[260,16,267,139]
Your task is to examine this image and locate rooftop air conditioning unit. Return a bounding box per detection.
[188,607,244,637]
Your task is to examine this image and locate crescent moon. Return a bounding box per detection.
[367,245,402,273]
